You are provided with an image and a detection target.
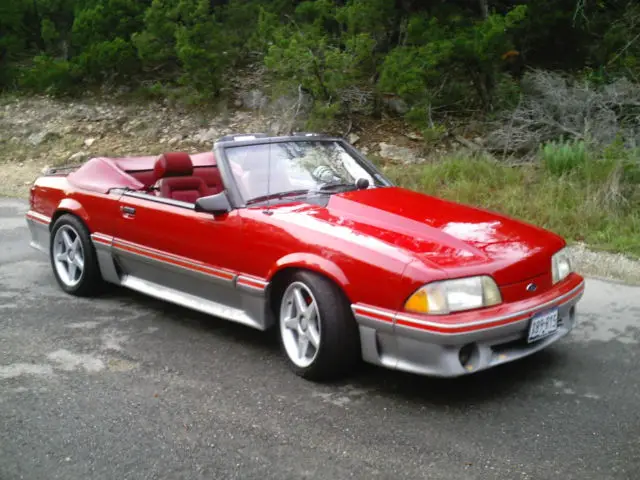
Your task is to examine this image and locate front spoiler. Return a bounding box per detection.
[351,275,585,377]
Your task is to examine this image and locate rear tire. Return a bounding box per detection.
[277,270,361,381]
[49,214,103,297]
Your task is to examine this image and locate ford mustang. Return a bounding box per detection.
[25,133,585,381]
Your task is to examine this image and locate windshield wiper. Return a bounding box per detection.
[245,189,310,206]
[313,181,358,193]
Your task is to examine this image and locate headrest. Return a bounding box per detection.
[154,152,193,178]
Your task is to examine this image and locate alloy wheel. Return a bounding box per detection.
[52,224,85,288]
[279,281,322,368]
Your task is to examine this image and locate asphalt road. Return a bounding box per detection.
[1,198,639,480]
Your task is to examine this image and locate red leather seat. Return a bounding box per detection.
[193,166,224,195]
[153,152,208,203]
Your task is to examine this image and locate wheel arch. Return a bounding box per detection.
[50,199,91,231]
[47,206,106,296]
[265,254,353,318]
[267,255,363,381]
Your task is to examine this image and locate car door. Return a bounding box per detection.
[110,191,265,328]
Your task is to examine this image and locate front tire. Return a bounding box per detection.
[277,270,361,381]
[49,213,103,296]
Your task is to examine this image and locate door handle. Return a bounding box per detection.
[121,206,136,216]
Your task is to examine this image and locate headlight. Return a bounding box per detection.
[404,275,502,315]
[552,247,572,283]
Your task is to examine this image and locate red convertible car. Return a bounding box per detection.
[26,133,584,381]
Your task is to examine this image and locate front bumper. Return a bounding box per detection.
[351,273,585,377]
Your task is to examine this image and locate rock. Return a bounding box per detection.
[233,111,251,123]
[382,97,409,115]
[405,131,423,141]
[378,142,423,163]
[84,138,96,147]
[233,99,243,108]
[168,136,181,146]
[191,128,219,144]
[360,146,370,155]
[239,89,268,110]
[348,133,360,145]
[27,131,58,146]
[68,151,88,163]
[269,92,313,118]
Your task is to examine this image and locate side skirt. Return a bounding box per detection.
[120,275,265,330]
[91,233,122,284]
[90,233,272,331]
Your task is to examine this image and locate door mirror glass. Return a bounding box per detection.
[194,192,231,215]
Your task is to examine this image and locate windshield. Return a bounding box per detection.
[223,140,383,203]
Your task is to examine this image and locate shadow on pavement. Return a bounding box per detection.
[98,284,569,407]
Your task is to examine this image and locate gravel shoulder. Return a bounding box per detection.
[567,244,640,286]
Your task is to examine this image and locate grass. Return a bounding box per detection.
[377,143,640,258]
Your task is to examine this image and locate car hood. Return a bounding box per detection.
[274,187,565,285]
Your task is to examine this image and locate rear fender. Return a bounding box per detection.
[51,198,90,229]
[50,197,123,285]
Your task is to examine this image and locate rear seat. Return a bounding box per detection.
[112,151,225,197]
[127,170,156,188]
[193,166,224,196]
[154,152,208,203]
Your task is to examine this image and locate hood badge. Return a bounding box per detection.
[526,283,537,292]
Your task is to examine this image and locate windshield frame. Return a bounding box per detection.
[212,134,395,208]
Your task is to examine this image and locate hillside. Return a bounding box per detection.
[1,91,639,285]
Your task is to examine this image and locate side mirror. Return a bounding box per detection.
[194,192,231,215]
[355,177,370,189]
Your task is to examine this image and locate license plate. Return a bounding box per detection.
[527,308,559,343]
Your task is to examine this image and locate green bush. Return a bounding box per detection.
[378,5,528,114]
[71,0,147,48]
[17,55,79,94]
[174,1,232,97]
[73,38,139,83]
[540,140,588,177]
[132,0,182,70]
[3,0,640,111]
